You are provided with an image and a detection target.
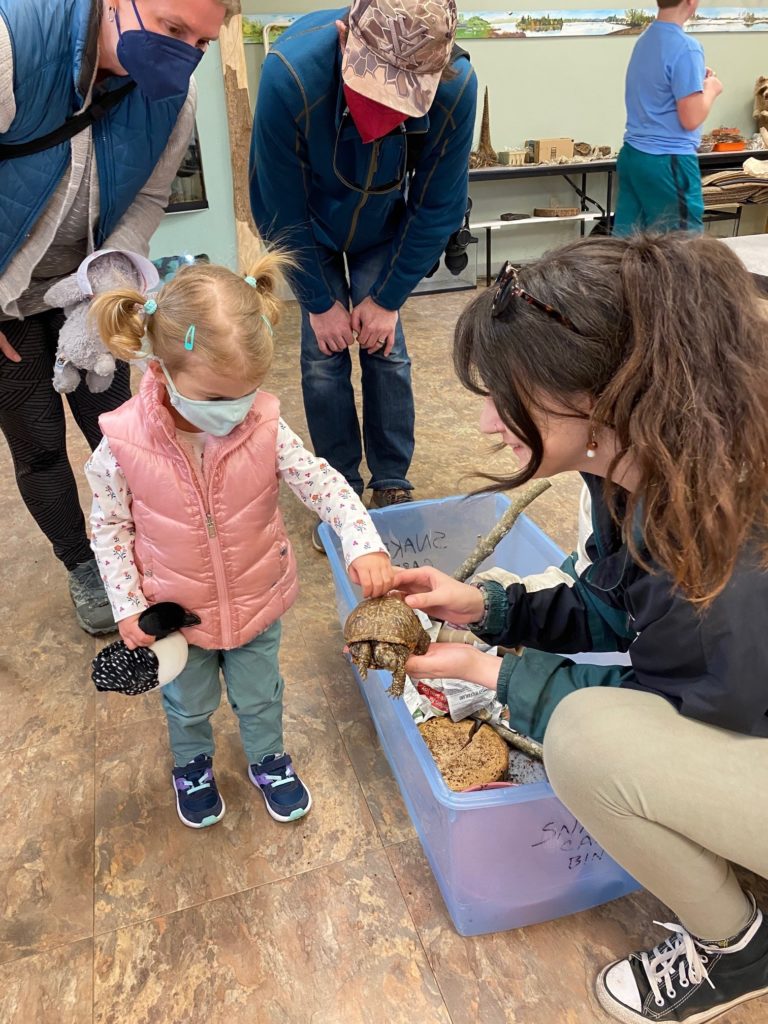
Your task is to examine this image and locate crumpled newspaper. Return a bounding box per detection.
[744,156,768,178]
[403,609,505,725]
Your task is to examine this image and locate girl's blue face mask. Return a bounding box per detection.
[115,0,203,102]
[160,363,257,437]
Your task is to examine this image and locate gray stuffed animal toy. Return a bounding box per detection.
[43,249,159,394]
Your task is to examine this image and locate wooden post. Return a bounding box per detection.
[218,5,263,272]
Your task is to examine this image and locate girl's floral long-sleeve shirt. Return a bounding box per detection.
[85,419,388,622]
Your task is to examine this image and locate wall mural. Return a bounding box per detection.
[243,8,768,44]
[455,8,768,37]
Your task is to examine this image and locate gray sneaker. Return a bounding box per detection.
[67,558,117,636]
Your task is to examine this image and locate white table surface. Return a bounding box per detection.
[722,234,768,275]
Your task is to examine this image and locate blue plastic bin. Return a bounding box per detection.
[319,493,639,936]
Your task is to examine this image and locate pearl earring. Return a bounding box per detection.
[586,427,598,459]
[107,5,116,22]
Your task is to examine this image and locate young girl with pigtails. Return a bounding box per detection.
[86,252,394,829]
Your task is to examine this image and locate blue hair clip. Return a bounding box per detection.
[261,314,273,337]
[184,325,196,351]
[143,298,158,315]
[244,275,258,288]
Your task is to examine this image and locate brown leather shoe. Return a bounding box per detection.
[370,488,414,508]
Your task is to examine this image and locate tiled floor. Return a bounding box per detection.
[1,291,766,1024]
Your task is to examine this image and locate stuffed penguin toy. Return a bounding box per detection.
[92,603,201,696]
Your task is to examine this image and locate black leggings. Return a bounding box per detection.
[0,309,131,570]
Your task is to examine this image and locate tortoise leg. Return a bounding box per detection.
[388,646,409,699]
[415,631,431,656]
[350,641,372,679]
[372,641,396,672]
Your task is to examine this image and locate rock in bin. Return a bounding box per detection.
[344,595,430,698]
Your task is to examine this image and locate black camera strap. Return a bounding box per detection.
[0,81,136,160]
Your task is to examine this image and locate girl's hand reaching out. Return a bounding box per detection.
[393,566,485,624]
[348,552,396,598]
[118,613,155,651]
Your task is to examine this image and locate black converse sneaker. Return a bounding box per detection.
[596,894,768,1023]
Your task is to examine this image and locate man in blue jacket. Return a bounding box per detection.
[250,0,477,520]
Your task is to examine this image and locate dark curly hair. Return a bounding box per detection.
[454,232,768,606]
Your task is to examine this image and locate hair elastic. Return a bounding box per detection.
[184,325,196,351]
[137,336,154,359]
[244,275,271,334]
[143,298,158,315]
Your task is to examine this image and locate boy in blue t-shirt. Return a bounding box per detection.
[614,0,723,235]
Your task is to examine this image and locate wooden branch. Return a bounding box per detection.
[218,8,264,272]
[435,624,482,645]
[453,480,552,582]
[470,709,544,760]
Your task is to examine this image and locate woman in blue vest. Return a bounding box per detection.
[0,0,230,634]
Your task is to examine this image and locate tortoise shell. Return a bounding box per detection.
[344,595,429,648]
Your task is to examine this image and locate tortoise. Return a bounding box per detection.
[344,595,431,698]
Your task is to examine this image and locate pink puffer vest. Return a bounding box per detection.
[99,363,299,650]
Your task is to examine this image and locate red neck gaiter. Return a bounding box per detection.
[344,84,407,144]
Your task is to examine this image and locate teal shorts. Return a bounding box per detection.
[614,143,704,236]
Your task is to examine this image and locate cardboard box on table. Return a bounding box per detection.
[526,137,575,163]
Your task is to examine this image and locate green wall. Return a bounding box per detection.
[461,15,768,259]
[243,1,765,145]
[150,43,238,269]
[168,3,768,273]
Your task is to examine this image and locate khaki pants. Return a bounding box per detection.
[544,686,768,940]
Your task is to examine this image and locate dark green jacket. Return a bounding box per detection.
[474,474,768,742]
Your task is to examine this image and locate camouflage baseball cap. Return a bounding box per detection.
[342,0,458,119]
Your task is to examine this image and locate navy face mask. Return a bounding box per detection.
[115,0,203,101]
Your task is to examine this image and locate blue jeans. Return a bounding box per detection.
[161,621,284,766]
[300,243,415,495]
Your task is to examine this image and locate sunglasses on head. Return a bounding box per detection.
[491,261,581,334]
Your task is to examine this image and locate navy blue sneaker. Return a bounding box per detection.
[172,754,225,829]
[248,752,312,822]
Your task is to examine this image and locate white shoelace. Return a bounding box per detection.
[641,921,715,1007]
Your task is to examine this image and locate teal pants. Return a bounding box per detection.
[161,620,284,767]
[614,143,704,236]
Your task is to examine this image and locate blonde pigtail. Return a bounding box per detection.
[98,248,301,383]
[90,288,152,361]
[244,248,297,328]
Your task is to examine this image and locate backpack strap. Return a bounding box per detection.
[0,81,136,159]
[406,44,471,175]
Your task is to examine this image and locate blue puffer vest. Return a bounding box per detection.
[0,0,187,274]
